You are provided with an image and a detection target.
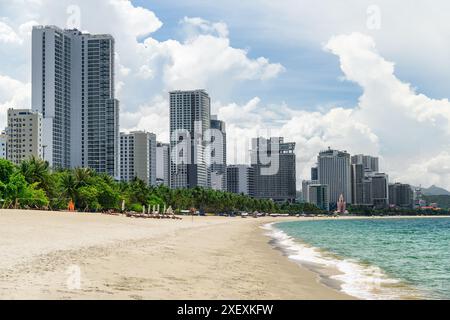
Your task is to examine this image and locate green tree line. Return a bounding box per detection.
[0,157,323,215]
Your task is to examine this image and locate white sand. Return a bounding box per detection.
[0,210,351,300]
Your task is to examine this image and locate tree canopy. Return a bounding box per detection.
[0,157,324,214]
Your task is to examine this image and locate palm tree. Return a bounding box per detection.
[59,171,77,202]
[18,156,53,196]
[73,167,95,188]
[128,177,149,204]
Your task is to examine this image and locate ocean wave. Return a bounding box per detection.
[262,223,416,300]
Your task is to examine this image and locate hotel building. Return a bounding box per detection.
[251,137,296,202]
[120,131,157,185]
[318,148,352,207]
[389,183,413,209]
[370,172,389,208]
[32,25,119,176]
[169,90,211,189]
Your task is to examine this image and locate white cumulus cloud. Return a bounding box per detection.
[216,32,450,189]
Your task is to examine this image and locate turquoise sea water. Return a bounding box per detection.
[271,218,450,300]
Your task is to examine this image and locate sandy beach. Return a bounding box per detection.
[0,210,351,300]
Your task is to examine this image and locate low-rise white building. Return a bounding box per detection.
[6,109,43,165]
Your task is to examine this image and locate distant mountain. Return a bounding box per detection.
[421,185,450,196]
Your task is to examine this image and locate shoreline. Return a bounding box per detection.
[0,210,352,300]
[267,217,449,300]
[1,210,446,300]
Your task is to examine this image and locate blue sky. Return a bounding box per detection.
[130,0,450,107]
[1,0,450,189]
[133,0,363,109]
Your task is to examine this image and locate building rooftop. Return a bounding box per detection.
[33,25,113,39]
[319,147,349,157]
[169,89,207,94]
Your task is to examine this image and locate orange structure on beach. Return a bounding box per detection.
[68,200,75,212]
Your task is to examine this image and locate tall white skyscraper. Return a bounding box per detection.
[120,131,156,185]
[318,148,352,206]
[6,109,43,165]
[169,90,211,189]
[32,26,119,177]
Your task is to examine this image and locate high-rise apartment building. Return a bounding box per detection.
[351,163,365,205]
[389,183,413,209]
[156,142,170,187]
[308,184,330,211]
[227,165,255,196]
[251,137,296,202]
[370,172,389,208]
[351,154,379,173]
[311,166,319,181]
[169,90,211,189]
[318,148,352,206]
[362,176,373,205]
[32,26,119,176]
[302,180,312,203]
[210,115,227,191]
[6,109,43,165]
[120,131,156,185]
[302,179,319,203]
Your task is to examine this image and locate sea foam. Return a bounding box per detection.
[262,223,415,300]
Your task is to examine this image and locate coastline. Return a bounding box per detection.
[0,210,352,300]
[267,216,450,300]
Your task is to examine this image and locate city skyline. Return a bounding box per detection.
[1,1,450,304]
[0,24,445,204]
[1,1,450,190]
